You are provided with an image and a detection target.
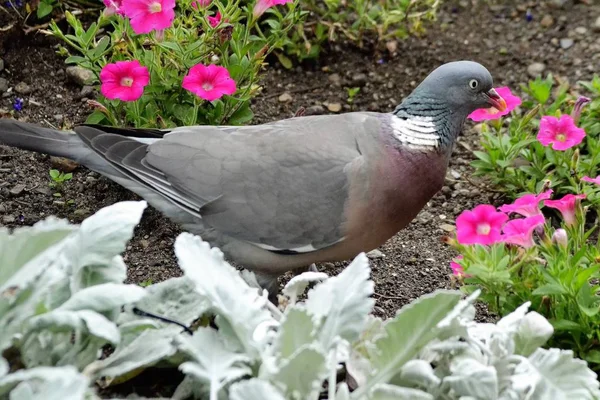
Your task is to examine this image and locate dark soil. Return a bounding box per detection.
[0,0,599,379]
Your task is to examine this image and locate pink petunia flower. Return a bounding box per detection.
[191,0,210,8]
[498,190,553,218]
[253,0,293,17]
[207,11,222,27]
[544,193,586,226]
[468,86,522,121]
[100,60,150,102]
[121,0,175,34]
[581,176,600,185]
[450,255,467,278]
[182,64,236,101]
[502,215,545,249]
[456,204,509,245]
[103,0,124,15]
[536,115,586,151]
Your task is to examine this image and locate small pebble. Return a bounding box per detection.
[2,215,15,224]
[439,224,455,232]
[278,92,293,103]
[560,38,574,49]
[9,184,26,196]
[327,103,342,113]
[0,78,8,93]
[594,16,600,33]
[367,249,385,259]
[527,62,546,78]
[66,66,94,86]
[328,73,341,86]
[0,58,4,72]
[15,82,32,95]
[305,105,325,115]
[80,86,95,98]
[540,15,554,28]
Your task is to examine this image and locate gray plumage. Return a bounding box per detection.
[0,60,505,295]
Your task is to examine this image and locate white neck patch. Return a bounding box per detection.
[391,114,440,149]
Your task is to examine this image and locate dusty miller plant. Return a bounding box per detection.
[0,201,599,399]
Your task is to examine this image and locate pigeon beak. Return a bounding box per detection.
[485,88,507,112]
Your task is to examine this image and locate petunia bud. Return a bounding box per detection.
[572,96,591,125]
[571,148,580,170]
[521,104,541,127]
[551,228,568,248]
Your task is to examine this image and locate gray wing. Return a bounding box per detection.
[76,112,382,253]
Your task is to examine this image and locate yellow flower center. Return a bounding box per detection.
[120,77,134,87]
[477,223,491,235]
[556,133,566,142]
[149,1,162,12]
[487,107,500,115]
[202,82,214,91]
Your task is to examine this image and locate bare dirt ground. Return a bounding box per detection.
[1,0,599,325]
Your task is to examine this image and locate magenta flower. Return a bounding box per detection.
[103,0,124,15]
[450,255,467,278]
[456,205,509,245]
[253,0,293,17]
[182,64,236,101]
[468,86,521,121]
[121,0,175,34]
[100,60,150,102]
[498,190,553,218]
[191,0,210,8]
[207,11,222,27]
[537,115,586,151]
[502,215,545,249]
[582,176,600,185]
[544,194,586,226]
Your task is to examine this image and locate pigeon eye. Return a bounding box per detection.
[469,79,479,89]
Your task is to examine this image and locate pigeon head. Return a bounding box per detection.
[393,61,506,150]
[414,60,506,116]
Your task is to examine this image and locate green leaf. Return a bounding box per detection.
[85,110,108,125]
[583,350,600,365]
[275,52,293,69]
[36,1,53,19]
[227,102,254,125]
[577,282,600,317]
[174,233,276,358]
[58,283,146,312]
[49,169,60,180]
[305,253,374,350]
[552,319,583,331]
[356,290,462,396]
[514,348,600,399]
[64,56,86,65]
[370,384,433,400]
[83,328,178,383]
[532,283,567,296]
[230,379,286,400]
[177,328,252,397]
[273,307,317,359]
[26,309,120,344]
[269,345,327,399]
[0,366,91,399]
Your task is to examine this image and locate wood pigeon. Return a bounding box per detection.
[0,60,506,296]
